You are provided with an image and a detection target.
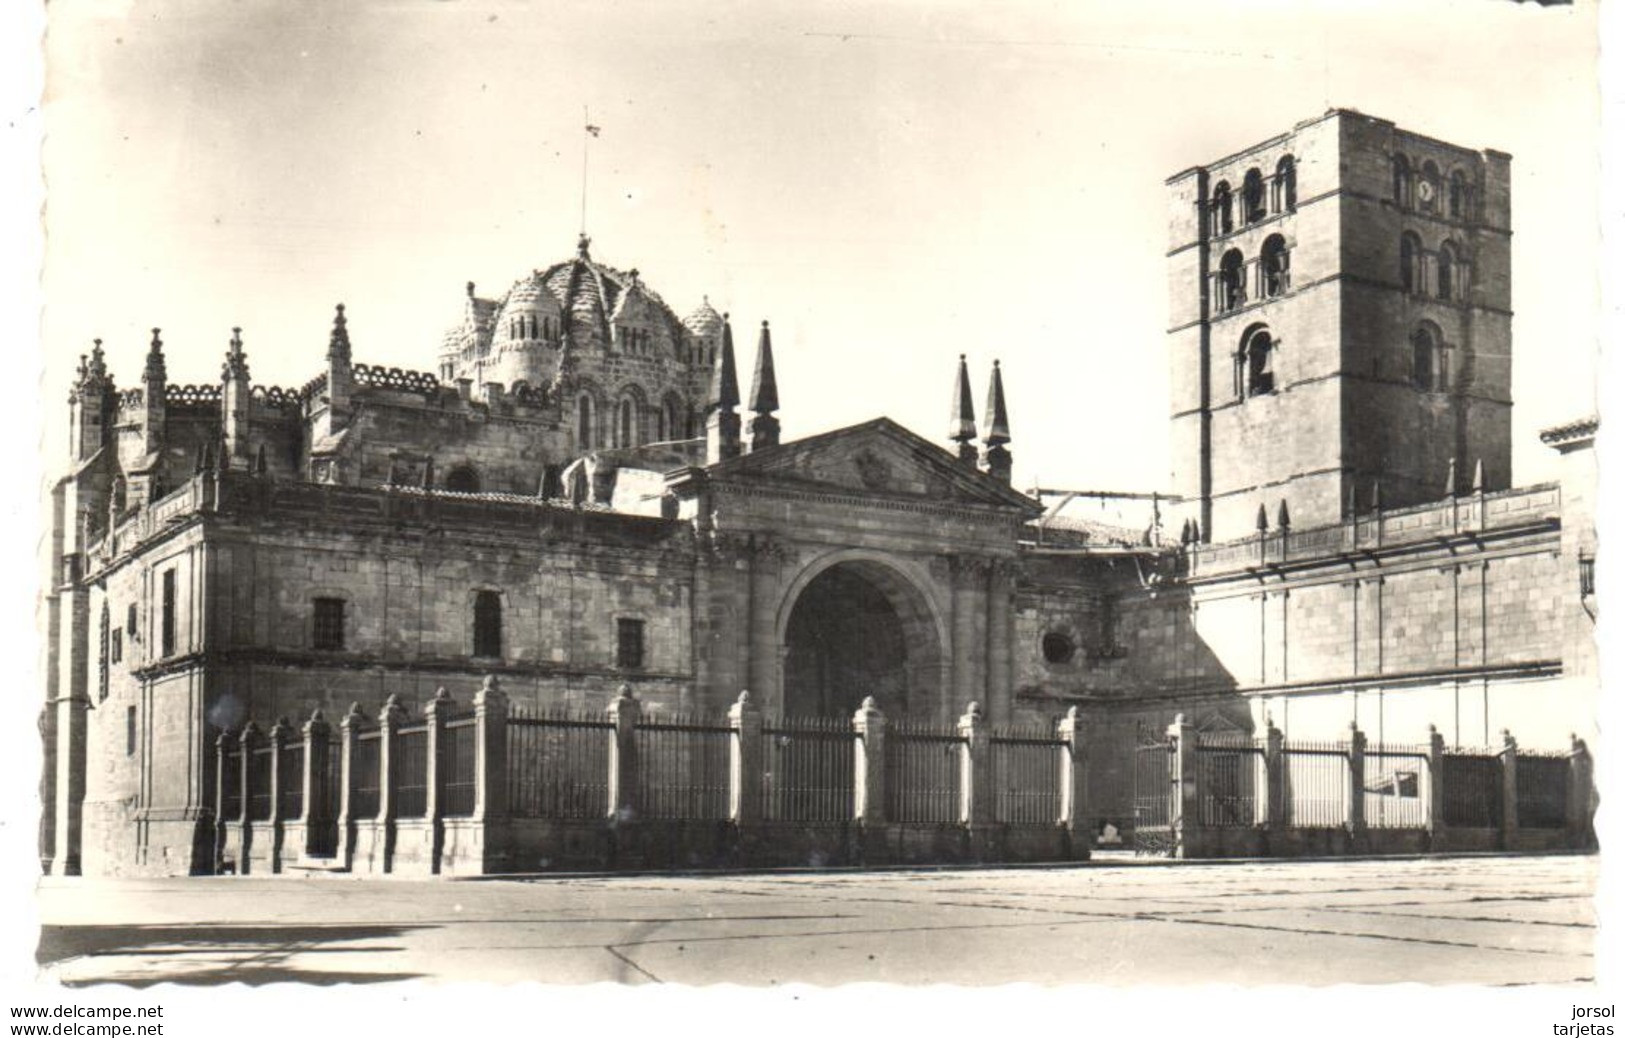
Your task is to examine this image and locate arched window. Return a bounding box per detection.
[1392,155,1413,208]
[666,398,685,442]
[1218,249,1246,313]
[1242,168,1265,224]
[1273,155,1297,213]
[1449,169,1468,219]
[1238,326,1275,398]
[577,394,595,450]
[1419,161,1441,213]
[444,465,480,494]
[1412,323,1448,392]
[618,397,636,447]
[1211,182,1233,236]
[472,591,502,658]
[1437,242,1456,302]
[1399,232,1422,294]
[1261,234,1290,297]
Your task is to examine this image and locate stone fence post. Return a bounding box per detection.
[473,676,508,822]
[852,697,887,825]
[237,722,261,874]
[1568,735,1594,850]
[268,717,292,873]
[1427,724,1447,850]
[1264,719,1285,831]
[423,687,452,873]
[607,684,641,821]
[1057,707,1091,860]
[1347,722,1367,851]
[1499,728,1519,849]
[336,702,364,871]
[958,702,990,827]
[377,693,407,871]
[728,690,762,826]
[1169,714,1200,859]
[213,729,232,874]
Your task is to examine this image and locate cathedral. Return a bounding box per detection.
[42,109,1597,876]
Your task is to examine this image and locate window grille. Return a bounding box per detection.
[313,598,346,651]
[473,591,503,658]
[617,617,645,670]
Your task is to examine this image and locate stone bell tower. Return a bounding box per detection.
[1166,109,1512,542]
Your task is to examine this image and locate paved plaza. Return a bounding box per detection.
[34,854,1596,987]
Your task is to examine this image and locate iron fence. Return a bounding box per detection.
[1282,740,1348,828]
[761,716,854,823]
[441,715,477,818]
[279,743,305,821]
[307,746,342,857]
[989,725,1063,825]
[635,713,731,820]
[220,745,242,821]
[1196,733,1262,828]
[507,706,612,819]
[351,730,381,820]
[1517,752,1568,830]
[393,725,429,819]
[885,720,963,823]
[1442,751,1504,828]
[248,744,273,822]
[1133,736,1175,831]
[1364,747,1429,828]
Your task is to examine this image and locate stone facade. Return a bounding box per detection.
[41,110,1596,876]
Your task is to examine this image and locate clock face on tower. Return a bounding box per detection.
[1418,180,1435,203]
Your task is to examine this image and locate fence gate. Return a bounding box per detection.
[1132,732,1176,856]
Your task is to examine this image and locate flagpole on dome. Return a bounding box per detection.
[580,107,602,241]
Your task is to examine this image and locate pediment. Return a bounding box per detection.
[704,418,1039,514]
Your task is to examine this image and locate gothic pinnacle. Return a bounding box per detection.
[949,354,976,443]
[143,328,166,385]
[709,314,740,411]
[982,359,1010,446]
[748,320,778,415]
[327,303,351,362]
[223,326,250,382]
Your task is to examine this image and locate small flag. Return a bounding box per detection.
[585,124,601,137]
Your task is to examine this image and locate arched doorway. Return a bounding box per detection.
[780,557,944,719]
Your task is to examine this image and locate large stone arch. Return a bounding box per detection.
[774,549,949,720]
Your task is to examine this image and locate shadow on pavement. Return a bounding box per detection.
[39,924,429,987]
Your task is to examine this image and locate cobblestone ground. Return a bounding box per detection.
[34,854,1596,986]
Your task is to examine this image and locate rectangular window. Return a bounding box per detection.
[616,618,645,670]
[126,705,137,757]
[313,598,346,650]
[160,569,177,658]
[126,603,137,638]
[110,628,123,665]
[473,590,502,658]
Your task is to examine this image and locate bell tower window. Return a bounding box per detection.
[1241,168,1265,224]
[1238,326,1275,398]
[1217,249,1246,313]
[1210,182,1233,236]
[1261,234,1290,298]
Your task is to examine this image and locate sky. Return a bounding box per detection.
[35,0,1602,494]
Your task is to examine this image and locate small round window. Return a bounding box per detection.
[1042,631,1077,664]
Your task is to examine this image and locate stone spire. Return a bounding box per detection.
[705,314,742,464]
[1472,458,1485,493]
[70,337,113,462]
[326,303,353,420]
[948,354,977,465]
[1444,456,1458,498]
[140,329,167,452]
[747,320,780,452]
[222,327,252,469]
[142,328,167,387]
[708,314,741,411]
[980,360,1011,484]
